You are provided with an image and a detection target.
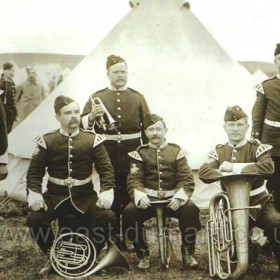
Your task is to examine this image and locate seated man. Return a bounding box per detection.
[199,105,280,272]
[26,95,116,275]
[123,114,201,269]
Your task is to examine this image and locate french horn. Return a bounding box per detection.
[50,232,129,278]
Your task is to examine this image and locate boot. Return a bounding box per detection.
[122,237,134,252]
[39,260,54,276]
[181,245,198,269]
[136,249,150,269]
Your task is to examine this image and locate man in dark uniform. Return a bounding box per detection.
[26,95,116,275]
[123,114,201,269]
[199,105,280,273]
[0,62,17,133]
[252,43,280,212]
[81,55,150,248]
[0,98,8,181]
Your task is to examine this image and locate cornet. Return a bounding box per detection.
[91,97,119,131]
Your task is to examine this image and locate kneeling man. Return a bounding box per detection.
[123,114,201,269]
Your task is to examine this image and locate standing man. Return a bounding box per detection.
[252,43,280,212]
[199,105,280,273]
[0,98,8,181]
[26,95,116,275]
[82,55,150,248]
[0,62,17,133]
[123,114,201,269]
[16,65,46,123]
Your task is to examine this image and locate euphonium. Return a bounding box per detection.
[50,232,129,278]
[91,97,119,131]
[151,200,172,269]
[207,175,261,280]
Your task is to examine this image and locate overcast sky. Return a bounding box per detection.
[1,0,279,62]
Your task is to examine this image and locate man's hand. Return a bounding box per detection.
[167,198,181,211]
[138,196,151,209]
[89,104,104,124]
[0,165,8,181]
[96,198,112,210]
[219,161,233,172]
[30,199,47,211]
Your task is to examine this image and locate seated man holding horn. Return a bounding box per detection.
[26,95,116,275]
[199,105,280,273]
[123,113,201,269]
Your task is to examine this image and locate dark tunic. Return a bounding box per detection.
[198,140,274,215]
[82,87,150,173]
[27,129,115,213]
[252,77,280,156]
[127,142,195,201]
[0,74,17,132]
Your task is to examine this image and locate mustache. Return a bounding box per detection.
[69,119,79,124]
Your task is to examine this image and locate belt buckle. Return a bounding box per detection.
[65,178,74,188]
[158,190,166,199]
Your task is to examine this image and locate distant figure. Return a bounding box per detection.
[48,75,57,93]
[0,98,8,181]
[0,62,17,133]
[16,65,46,123]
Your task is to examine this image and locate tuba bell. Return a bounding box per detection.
[91,97,120,131]
[50,232,129,279]
[207,174,261,280]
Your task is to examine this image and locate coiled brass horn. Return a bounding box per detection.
[207,174,261,280]
[50,232,129,278]
[92,97,119,131]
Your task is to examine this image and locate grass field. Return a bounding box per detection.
[0,199,279,280]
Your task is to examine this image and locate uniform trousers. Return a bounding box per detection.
[266,156,280,212]
[111,171,131,237]
[122,199,201,254]
[253,199,280,270]
[26,196,116,256]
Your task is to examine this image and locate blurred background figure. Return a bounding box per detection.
[0,98,8,181]
[16,65,46,124]
[0,62,17,133]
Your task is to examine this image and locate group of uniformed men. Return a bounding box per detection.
[24,45,280,276]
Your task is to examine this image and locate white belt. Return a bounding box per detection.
[144,188,175,199]
[250,185,267,197]
[48,175,92,187]
[264,119,280,128]
[104,132,141,141]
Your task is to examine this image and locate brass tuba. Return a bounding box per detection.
[207,174,261,279]
[91,97,119,131]
[50,232,129,278]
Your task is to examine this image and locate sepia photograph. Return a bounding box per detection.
[0,0,279,279]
